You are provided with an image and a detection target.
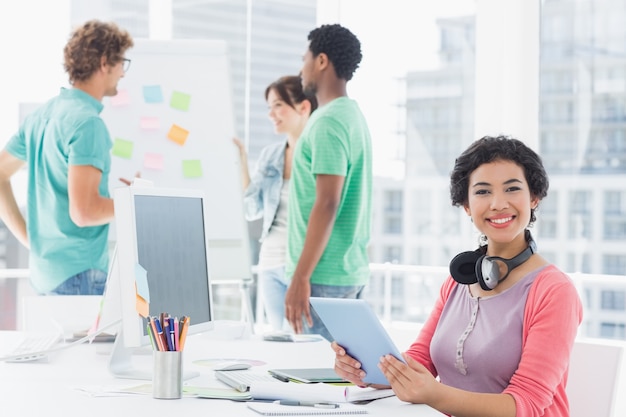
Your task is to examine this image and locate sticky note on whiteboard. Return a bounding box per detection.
[112,138,134,159]
[110,89,130,107]
[182,160,203,178]
[143,152,164,170]
[143,85,163,103]
[167,124,189,146]
[170,91,191,111]
[140,116,160,130]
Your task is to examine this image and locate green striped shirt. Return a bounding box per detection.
[286,97,372,285]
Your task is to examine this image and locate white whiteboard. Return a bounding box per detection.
[101,39,250,280]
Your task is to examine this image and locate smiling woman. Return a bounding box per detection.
[332,135,583,417]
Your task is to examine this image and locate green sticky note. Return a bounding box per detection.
[112,138,134,159]
[170,91,191,111]
[182,159,202,178]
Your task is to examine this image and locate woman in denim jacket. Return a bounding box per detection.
[234,75,317,331]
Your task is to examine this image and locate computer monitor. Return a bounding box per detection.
[102,183,214,379]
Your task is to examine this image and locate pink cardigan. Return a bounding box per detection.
[406,265,583,417]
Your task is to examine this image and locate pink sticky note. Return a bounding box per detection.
[144,152,164,170]
[140,116,160,130]
[110,89,130,107]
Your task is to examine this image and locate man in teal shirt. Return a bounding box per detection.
[285,24,372,340]
[0,20,133,295]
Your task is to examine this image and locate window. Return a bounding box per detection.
[604,218,626,240]
[567,252,591,273]
[383,246,402,264]
[568,215,591,239]
[384,190,403,212]
[600,323,626,340]
[384,216,402,235]
[601,290,626,311]
[605,191,626,214]
[603,255,626,275]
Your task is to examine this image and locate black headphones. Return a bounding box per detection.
[449,230,537,291]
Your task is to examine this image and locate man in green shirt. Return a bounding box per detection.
[0,20,133,295]
[285,24,372,340]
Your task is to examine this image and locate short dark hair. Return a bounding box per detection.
[307,24,362,81]
[63,20,134,83]
[265,75,318,114]
[449,135,549,224]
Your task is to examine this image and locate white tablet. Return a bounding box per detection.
[309,297,405,385]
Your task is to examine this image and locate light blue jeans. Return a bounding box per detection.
[47,269,107,296]
[303,284,365,342]
[258,265,290,331]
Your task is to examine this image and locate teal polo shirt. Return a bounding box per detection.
[6,87,112,293]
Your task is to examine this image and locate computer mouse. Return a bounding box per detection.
[213,361,252,371]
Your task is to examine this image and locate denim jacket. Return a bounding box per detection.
[243,140,286,242]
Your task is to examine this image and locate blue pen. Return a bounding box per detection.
[168,317,175,351]
[163,318,174,351]
[154,317,167,351]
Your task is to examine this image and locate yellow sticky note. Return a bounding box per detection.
[167,124,189,146]
[182,159,203,178]
[112,138,134,159]
[170,91,191,111]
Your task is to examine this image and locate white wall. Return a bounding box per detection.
[0,0,71,147]
[0,1,71,208]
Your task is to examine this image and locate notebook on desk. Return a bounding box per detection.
[268,368,347,384]
[247,402,368,415]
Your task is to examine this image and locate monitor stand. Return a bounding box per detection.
[108,328,199,380]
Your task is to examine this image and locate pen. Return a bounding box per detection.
[146,322,157,350]
[173,316,180,351]
[153,316,167,351]
[168,317,176,350]
[179,316,190,350]
[274,400,339,409]
[148,317,161,351]
[163,318,174,351]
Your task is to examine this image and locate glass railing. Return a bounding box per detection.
[2,265,625,341]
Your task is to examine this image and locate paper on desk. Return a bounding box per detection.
[250,382,395,403]
[74,384,150,397]
[75,383,251,400]
[185,386,252,400]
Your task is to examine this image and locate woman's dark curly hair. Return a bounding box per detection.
[265,75,318,114]
[307,24,362,81]
[63,20,133,84]
[449,135,549,224]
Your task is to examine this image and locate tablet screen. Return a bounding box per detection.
[309,297,405,385]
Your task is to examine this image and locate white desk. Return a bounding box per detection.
[0,324,442,417]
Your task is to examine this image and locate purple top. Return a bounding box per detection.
[430,267,545,393]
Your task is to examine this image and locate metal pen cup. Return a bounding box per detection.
[152,350,183,399]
